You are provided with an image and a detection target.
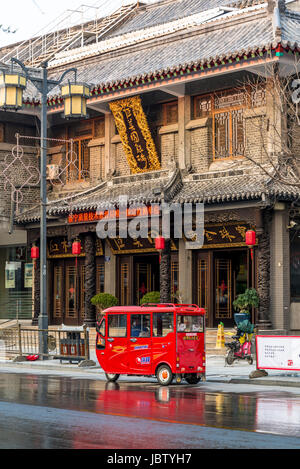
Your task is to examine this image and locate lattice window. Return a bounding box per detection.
[194,95,212,118]
[213,108,245,159]
[215,259,232,319]
[66,266,77,319]
[121,263,130,306]
[96,263,105,294]
[80,265,85,321]
[171,260,179,302]
[162,101,178,125]
[197,259,208,311]
[136,263,151,304]
[53,266,63,319]
[214,89,247,110]
[67,138,91,181]
[193,86,266,159]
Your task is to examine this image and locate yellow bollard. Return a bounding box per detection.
[216,322,225,349]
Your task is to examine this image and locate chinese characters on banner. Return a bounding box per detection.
[256,336,300,371]
[109,96,161,173]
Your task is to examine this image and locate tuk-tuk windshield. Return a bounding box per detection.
[177,314,204,333]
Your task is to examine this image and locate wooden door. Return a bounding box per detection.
[195,251,211,327]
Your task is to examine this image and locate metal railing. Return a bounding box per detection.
[0,293,33,321]
[0,324,91,363]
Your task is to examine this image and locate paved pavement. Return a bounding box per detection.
[0,352,300,388]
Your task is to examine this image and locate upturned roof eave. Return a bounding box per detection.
[22,43,289,109]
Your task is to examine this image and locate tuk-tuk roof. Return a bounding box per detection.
[103,304,205,315]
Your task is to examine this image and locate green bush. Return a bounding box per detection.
[91,293,118,311]
[140,291,160,305]
[233,288,259,315]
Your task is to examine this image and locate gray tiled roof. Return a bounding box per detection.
[174,172,300,204]
[18,1,300,103]
[281,10,300,45]
[75,17,274,86]
[15,169,173,222]
[43,12,275,101]
[108,0,233,38]
[107,0,269,39]
[15,169,300,223]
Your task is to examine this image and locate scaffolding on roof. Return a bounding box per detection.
[0,0,139,68]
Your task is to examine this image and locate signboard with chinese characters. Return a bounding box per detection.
[202,223,253,249]
[67,205,160,224]
[47,237,103,258]
[256,336,300,371]
[109,95,161,174]
[108,237,178,255]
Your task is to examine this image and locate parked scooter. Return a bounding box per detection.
[225,314,255,365]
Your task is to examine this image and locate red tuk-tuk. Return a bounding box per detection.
[95,303,206,386]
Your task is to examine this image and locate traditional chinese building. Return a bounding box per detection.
[1,0,300,333]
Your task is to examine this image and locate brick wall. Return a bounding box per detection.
[190,123,212,173]
[114,141,131,177]
[89,139,105,182]
[160,131,178,169]
[244,108,268,166]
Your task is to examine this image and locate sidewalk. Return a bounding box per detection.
[0,353,300,388]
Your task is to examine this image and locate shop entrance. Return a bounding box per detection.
[50,257,104,326]
[134,255,160,305]
[195,249,252,328]
[118,253,179,306]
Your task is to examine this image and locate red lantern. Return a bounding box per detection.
[245,230,256,260]
[245,230,256,247]
[155,236,165,251]
[72,241,81,256]
[155,236,165,264]
[31,246,39,259]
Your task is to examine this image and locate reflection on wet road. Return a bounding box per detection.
[0,372,300,449]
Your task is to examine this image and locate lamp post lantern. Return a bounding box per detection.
[0,58,89,359]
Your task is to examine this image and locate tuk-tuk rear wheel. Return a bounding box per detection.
[185,375,201,385]
[105,373,120,382]
[156,365,173,386]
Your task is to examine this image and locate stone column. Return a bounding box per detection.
[256,209,272,329]
[178,239,193,303]
[160,239,171,303]
[104,112,116,177]
[104,241,116,296]
[178,95,191,170]
[269,203,290,333]
[84,233,96,326]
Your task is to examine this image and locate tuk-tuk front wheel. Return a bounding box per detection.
[156,365,173,386]
[105,373,120,382]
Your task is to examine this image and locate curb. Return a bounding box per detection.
[1,362,300,388]
[208,377,300,388]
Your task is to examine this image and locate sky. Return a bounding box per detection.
[0,0,144,48]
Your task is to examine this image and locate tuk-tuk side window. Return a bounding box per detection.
[131,314,151,338]
[153,313,174,337]
[177,315,204,333]
[99,318,105,337]
[108,314,127,338]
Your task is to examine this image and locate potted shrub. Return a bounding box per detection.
[233,288,259,316]
[91,292,118,321]
[140,291,160,305]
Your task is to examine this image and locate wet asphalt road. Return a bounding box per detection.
[0,371,300,449]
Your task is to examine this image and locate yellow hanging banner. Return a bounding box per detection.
[109,95,161,174]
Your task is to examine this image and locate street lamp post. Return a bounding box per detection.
[0,58,89,359]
